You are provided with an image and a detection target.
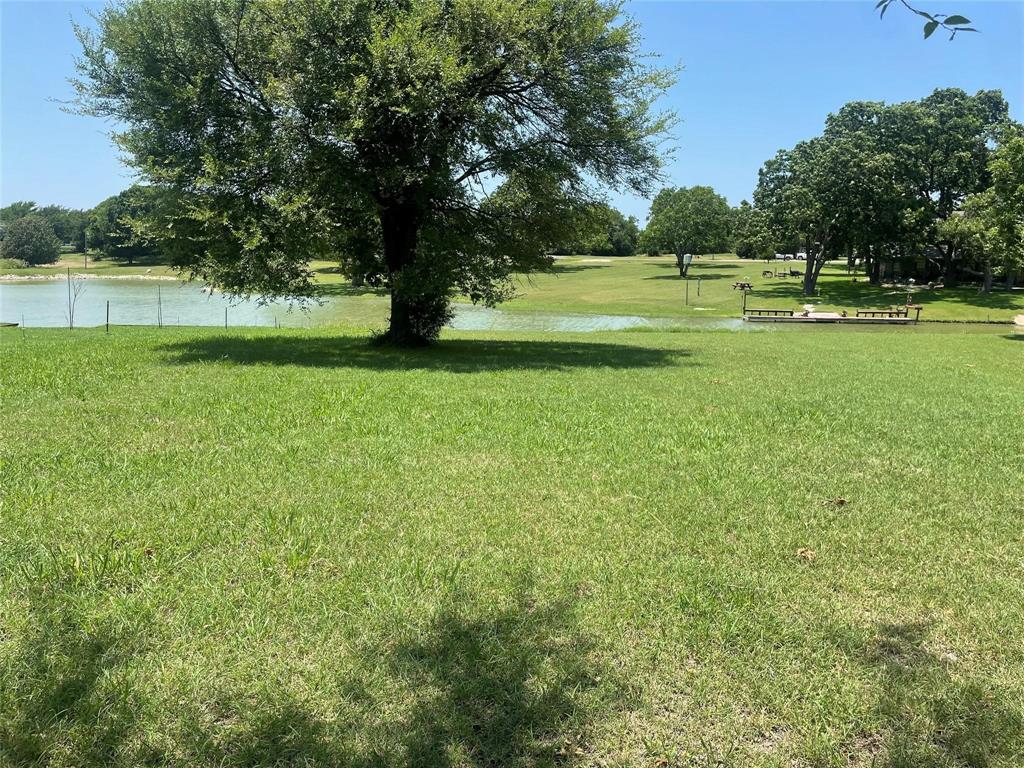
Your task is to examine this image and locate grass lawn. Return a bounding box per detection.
[2,252,178,278]
[2,325,1022,767]
[501,257,1024,323]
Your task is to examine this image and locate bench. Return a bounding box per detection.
[856,309,908,318]
[743,308,794,317]
[733,281,753,290]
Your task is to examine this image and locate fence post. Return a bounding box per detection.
[106,301,110,334]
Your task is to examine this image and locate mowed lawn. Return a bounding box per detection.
[2,326,1023,767]
[502,257,1024,323]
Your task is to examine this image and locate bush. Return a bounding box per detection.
[0,216,60,265]
[0,257,29,270]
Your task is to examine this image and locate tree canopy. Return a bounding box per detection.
[553,203,639,257]
[754,88,1014,294]
[87,185,162,264]
[640,186,731,259]
[74,0,674,343]
[0,215,61,265]
[730,201,774,261]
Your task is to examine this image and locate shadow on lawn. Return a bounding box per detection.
[315,282,389,298]
[384,593,604,766]
[839,621,1023,767]
[196,592,607,766]
[159,334,691,372]
[2,579,610,767]
[0,593,145,767]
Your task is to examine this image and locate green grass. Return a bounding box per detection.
[501,257,1024,322]
[2,325,1022,767]
[2,251,178,278]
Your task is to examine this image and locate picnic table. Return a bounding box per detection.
[733,281,753,290]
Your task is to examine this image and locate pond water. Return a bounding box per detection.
[0,278,747,332]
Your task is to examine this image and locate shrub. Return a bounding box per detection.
[0,216,60,265]
[0,258,29,270]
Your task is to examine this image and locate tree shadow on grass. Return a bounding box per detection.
[0,592,145,767]
[386,593,606,766]
[549,263,613,274]
[159,334,692,372]
[838,621,1023,767]
[643,273,732,281]
[315,283,390,298]
[176,590,611,767]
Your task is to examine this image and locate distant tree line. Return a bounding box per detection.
[626,89,1022,297]
[0,185,161,266]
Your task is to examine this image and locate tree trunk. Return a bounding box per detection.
[868,247,881,285]
[379,200,423,345]
[1006,268,1016,291]
[939,242,958,287]
[802,237,822,296]
[982,259,993,293]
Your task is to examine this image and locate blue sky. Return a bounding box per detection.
[2,0,1021,222]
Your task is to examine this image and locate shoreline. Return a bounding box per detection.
[0,272,180,282]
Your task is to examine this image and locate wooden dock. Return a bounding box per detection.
[744,312,917,325]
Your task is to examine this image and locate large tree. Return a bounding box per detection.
[87,185,162,264]
[755,89,1010,293]
[641,185,731,271]
[74,0,673,344]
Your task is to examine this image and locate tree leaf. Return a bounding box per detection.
[923,20,939,38]
[944,14,971,25]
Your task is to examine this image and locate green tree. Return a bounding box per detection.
[0,201,38,223]
[37,206,90,251]
[731,201,774,260]
[822,89,1008,284]
[983,130,1024,288]
[642,186,731,274]
[87,186,160,264]
[0,201,39,241]
[0,215,60,265]
[755,133,906,295]
[557,203,639,256]
[756,89,1009,291]
[74,0,674,344]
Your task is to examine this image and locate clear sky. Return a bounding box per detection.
[2,0,1022,223]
